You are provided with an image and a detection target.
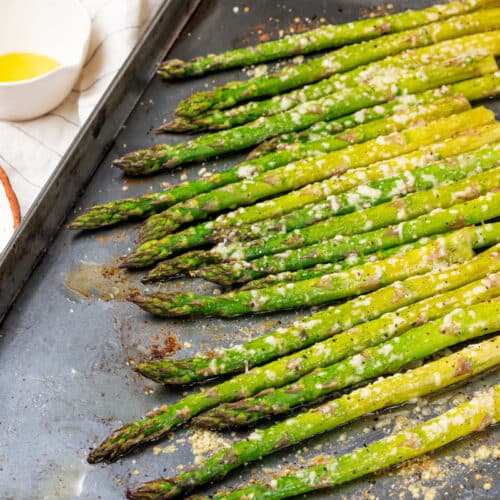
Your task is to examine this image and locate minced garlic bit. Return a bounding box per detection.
[188,428,232,465]
[153,444,177,455]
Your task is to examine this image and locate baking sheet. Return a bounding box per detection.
[0,1,498,498]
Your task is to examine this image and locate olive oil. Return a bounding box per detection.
[0,52,60,82]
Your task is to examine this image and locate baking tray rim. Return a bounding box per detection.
[0,0,202,324]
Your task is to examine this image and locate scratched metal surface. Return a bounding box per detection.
[0,1,498,499]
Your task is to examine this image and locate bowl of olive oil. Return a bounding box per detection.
[0,0,91,121]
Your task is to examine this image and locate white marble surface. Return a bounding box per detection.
[0,0,163,219]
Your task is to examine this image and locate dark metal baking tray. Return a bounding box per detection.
[0,1,498,499]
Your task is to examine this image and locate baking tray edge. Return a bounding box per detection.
[0,0,202,324]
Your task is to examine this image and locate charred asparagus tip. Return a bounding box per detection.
[126,481,179,500]
[118,258,133,269]
[154,118,200,134]
[128,292,145,304]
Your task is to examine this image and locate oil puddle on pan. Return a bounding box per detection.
[64,260,141,301]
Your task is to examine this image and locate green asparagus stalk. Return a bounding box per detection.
[158,0,496,81]
[135,124,500,274]
[205,163,500,268]
[139,235,500,387]
[135,239,500,386]
[174,8,500,116]
[163,32,500,132]
[132,231,473,317]
[238,247,424,290]
[131,225,483,318]
[216,141,500,243]
[205,385,500,500]
[115,56,496,175]
[136,106,494,247]
[67,94,455,232]
[240,223,500,289]
[146,238,428,285]
[142,236,442,284]
[194,296,500,429]
[143,94,474,241]
[197,191,500,286]
[249,71,500,158]
[125,336,500,499]
[68,73,500,231]
[141,98,480,244]
[137,98,483,247]
[141,251,214,282]
[87,253,500,466]
[210,122,500,234]
[139,264,500,392]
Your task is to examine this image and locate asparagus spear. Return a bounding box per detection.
[68,73,500,231]
[141,236,500,390]
[204,164,500,267]
[197,191,500,286]
[174,8,500,116]
[205,385,500,500]
[158,0,495,81]
[210,122,500,234]
[194,295,500,428]
[87,251,500,465]
[141,250,213,282]
[144,95,474,241]
[240,222,500,289]
[250,71,500,158]
[215,142,500,243]
[145,238,427,285]
[135,239,500,386]
[136,106,494,246]
[131,222,490,318]
[163,32,500,132]
[115,56,496,175]
[163,32,500,133]
[135,125,500,274]
[238,248,422,290]
[138,99,485,247]
[125,336,500,499]
[132,230,473,317]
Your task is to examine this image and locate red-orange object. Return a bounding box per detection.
[0,165,21,232]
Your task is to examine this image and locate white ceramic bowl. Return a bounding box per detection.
[0,0,91,121]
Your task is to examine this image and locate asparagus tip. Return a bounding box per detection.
[118,257,133,269]
[139,227,152,242]
[87,442,116,464]
[190,414,223,429]
[157,58,188,80]
[66,214,100,230]
[174,95,214,118]
[126,481,177,500]
[144,266,183,282]
[86,451,99,464]
[112,157,127,169]
[154,118,201,134]
[128,292,145,304]
[112,150,166,175]
[133,362,159,380]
